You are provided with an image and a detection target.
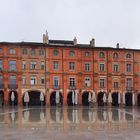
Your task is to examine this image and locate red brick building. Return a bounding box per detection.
[0,33,140,106]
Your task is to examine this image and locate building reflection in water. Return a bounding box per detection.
[0,107,139,130]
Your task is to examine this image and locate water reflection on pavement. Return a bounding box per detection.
[0,107,140,140]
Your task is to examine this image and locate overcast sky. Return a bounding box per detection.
[0,0,139,48]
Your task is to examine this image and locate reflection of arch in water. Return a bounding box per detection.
[23,90,46,106]
[125,92,132,106]
[97,92,105,106]
[82,108,90,122]
[67,91,73,106]
[111,109,119,121]
[50,91,63,106]
[0,90,4,106]
[50,108,63,123]
[112,92,119,106]
[82,91,89,106]
[67,108,79,123]
[137,93,140,106]
[28,109,41,122]
[9,90,18,106]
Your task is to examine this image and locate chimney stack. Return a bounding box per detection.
[116,43,119,48]
[43,30,49,44]
[73,36,77,46]
[90,38,95,47]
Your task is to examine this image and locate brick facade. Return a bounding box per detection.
[0,37,140,106]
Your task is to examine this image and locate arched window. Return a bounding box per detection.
[22,48,27,55]
[126,53,131,59]
[30,49,35,55]
[99,52,105,58]
[9,48,16,54]
[53,50,59,56]
[113,52,118,59]
[85,51,90,57]
[39,49,45,55]
[69,51,75,57]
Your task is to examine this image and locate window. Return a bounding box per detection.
[100,63,105,71]
[30,61,36,70]
[53,76,59,87]
[0,60,3,70]
[53,61,59,70]
[85,77,90,87]
[99,52,105,58]
[113,82,118,88]
[126,64,131,72]
[0,48,3,53]
[30,76,36,85]
[69,51,75,57]
[0,75,3,84]
[126,78,132,88]
[113,53,118,59]
[69,62,75,70]
[100,78,105,88]
[84,62,90,71]
[22,61,26,69]
[22,76,26,85]
[41,61,45,70]
[9,60,16,71]
[69,77,75,87]
[126,53,131,59]
[85,51,90,57]
[39,49,45,55]
[53,50,59,56]
[9,75,16,84]
[113,64,119,72]
[30,49,35,55]
[41,77,45,84]
[22,48,27,55]
[9,48,16,54]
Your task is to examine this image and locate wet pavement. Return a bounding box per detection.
[0,106,140,140]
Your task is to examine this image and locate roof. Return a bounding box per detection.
[0,40,139,52]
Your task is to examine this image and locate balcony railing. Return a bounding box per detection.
[8,84,18,89]
[69,86,76,90]
[126,87,133,91]
[52,85,61,90]
[0,83,4,89]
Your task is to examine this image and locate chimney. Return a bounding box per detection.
[43,30,49,44]
[73,36,77,46]
[90,38,95,47]
[116,43,119,48]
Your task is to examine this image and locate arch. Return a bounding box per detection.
[112,92,119,106]
[82,91,89,106]
[50,91,63,106]
[9,90,18,106]
[97,92,105,106]
[125,92,132,106]
[137,93,140,106]
[67,91,73,106]
[0,90,4,106]
[23,90,45,106]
